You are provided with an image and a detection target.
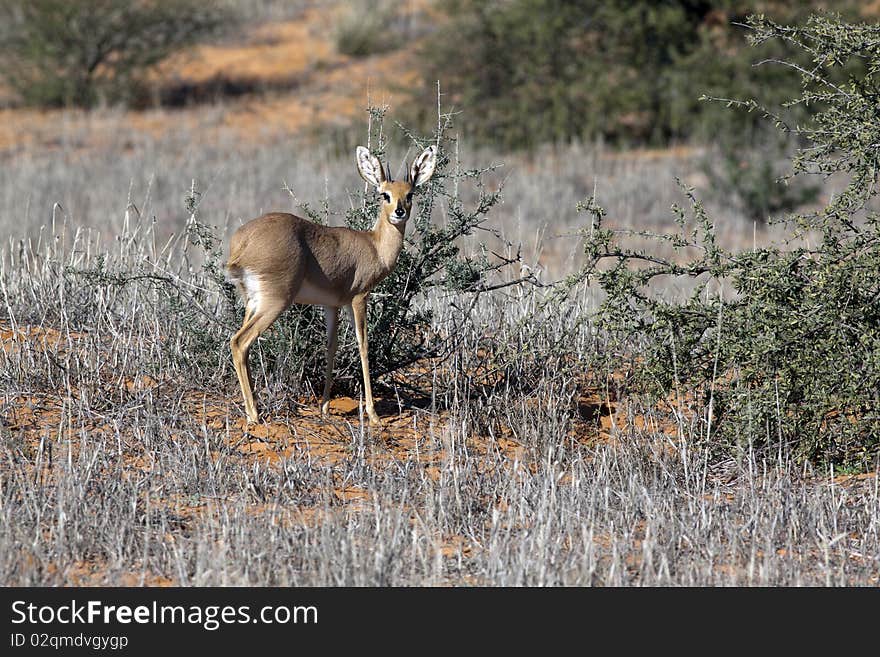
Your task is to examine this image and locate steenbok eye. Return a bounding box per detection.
[406,193,413,203]
[381,193,391,203]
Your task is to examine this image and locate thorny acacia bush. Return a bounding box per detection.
[577,14,880,467]
[64,106,539,407]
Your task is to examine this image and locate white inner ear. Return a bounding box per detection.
[411,145,437,187]
[356,146,383,187]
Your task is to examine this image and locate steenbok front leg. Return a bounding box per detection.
[320,305,340,416]
[350,294,381,425]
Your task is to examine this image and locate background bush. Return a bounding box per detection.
[411,0,864,149]
[702,128,821,224]
[0,0,230,107]
[335,0,411,58]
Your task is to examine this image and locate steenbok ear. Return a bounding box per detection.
[356,146,386,188]
[410,145,437,188]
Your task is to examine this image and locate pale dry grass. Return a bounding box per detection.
[1,131,878,585]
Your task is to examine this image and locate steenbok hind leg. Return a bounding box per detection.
[230,300,286,423]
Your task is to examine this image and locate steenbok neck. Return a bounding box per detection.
[371,210,406,272]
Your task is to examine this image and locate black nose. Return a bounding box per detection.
[395,207,406,217]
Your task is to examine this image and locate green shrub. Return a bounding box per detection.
[0,0,230,108]
[577,13,880,467]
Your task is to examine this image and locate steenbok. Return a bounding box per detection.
[226,144,438,424]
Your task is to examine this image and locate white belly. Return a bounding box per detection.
[294,279,343,307]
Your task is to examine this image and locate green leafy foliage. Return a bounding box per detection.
[578,13,880,466]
